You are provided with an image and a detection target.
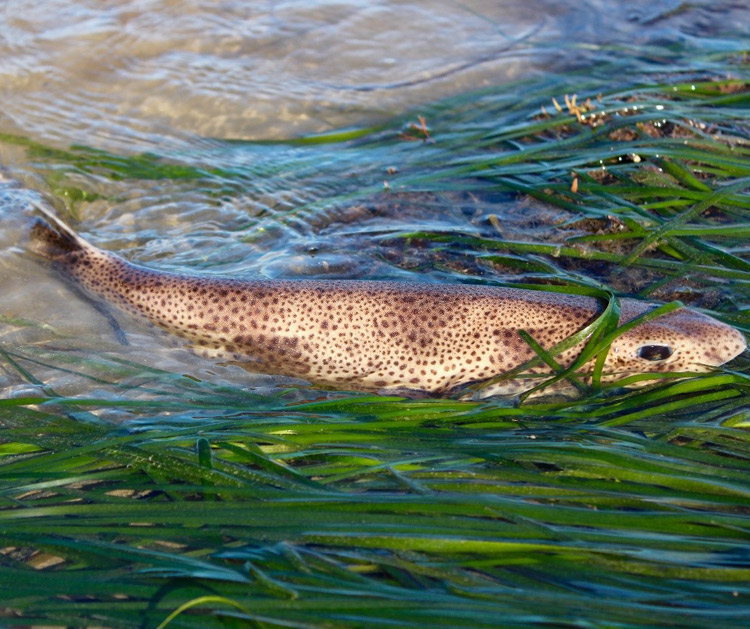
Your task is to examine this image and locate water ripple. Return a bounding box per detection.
[4,0,746,152]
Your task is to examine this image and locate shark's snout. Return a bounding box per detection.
[612,306,747,373]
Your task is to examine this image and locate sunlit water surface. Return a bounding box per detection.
[1,0,748,400]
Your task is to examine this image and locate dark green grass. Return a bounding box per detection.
[2,55,750,627]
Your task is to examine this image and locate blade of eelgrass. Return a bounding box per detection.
[623,176,750,265]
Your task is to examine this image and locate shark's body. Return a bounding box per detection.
[30,208,746,397]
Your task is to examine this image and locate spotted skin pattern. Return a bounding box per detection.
[30,213,747,397]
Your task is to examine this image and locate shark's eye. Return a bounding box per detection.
[637,344,673,361]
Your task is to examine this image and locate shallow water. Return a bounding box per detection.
[1,3,750,627]
[2,0,749,399]
[3,0,746,148]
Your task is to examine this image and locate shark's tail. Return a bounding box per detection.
[29,202,94,261]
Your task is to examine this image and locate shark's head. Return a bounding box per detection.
[601,300,746,378]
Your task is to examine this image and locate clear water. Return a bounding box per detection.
[4,0,744,148]
[1,0,749,397]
